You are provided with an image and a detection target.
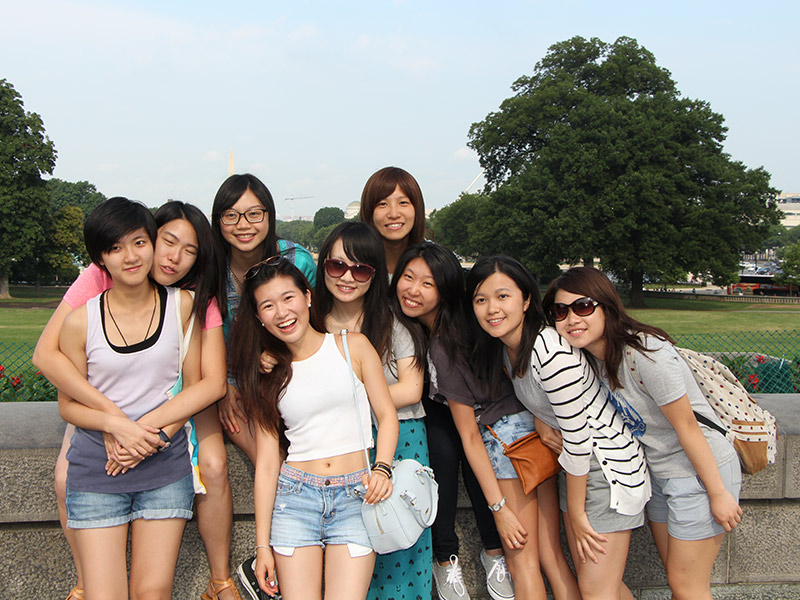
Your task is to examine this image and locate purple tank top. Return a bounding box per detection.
[66,285,190,493]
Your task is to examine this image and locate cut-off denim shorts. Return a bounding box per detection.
[66,473,194,529]
[647,457,742,541]
[269,463,373,551]
[479,411,536,480]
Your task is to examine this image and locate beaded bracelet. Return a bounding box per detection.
[255,544,270,552]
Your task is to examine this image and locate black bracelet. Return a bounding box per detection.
[371,463,392,478]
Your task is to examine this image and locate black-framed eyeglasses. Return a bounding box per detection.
[551,297,600,322]
[324,258,376,283]
[220,207,267,225]
[244,255,289,280]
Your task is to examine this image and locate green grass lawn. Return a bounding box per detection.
[0,308,57,344]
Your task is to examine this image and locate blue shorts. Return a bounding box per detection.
[66,473,194,529]
[479,411,536,480]
[270,463,372,551]
[647,458,742,541]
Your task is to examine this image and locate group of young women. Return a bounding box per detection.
[35,165,742,600]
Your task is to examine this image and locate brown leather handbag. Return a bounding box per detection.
[485,425,562,495]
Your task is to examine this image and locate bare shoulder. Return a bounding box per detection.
[179,288,195,323]
[62,304,88,335]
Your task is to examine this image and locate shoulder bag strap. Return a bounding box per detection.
[341,329,372,470]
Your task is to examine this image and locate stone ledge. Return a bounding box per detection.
[1,399,799,598]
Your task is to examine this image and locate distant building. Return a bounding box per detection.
[344,201,361,219]
[777,193,800,228]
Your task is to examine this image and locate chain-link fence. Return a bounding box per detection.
[3,331,800,401]
[673,330,800,394]
[0,342,56,402]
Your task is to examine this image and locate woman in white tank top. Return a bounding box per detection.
[227,257,399,600]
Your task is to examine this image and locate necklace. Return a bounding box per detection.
[230,267,243,292]
[106,285,158,346]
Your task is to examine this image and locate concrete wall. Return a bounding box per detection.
[1,397,799,599]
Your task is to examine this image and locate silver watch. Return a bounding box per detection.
[488,497,506,512]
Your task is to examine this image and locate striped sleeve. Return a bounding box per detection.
[531,329,595,476]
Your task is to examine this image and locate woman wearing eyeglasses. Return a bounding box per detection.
[211,173,316,462]
[309,222,431,600]
[469,257,651,600]
[542,267,741,600]
[227,257,398,600]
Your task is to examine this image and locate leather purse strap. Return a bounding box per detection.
[484,424,510,452]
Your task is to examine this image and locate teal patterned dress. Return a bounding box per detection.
[368,418,432,600]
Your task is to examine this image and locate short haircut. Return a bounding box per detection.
[359,166,426,246]
[84,197,157,271]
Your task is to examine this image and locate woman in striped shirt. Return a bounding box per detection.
[468,256,651,600]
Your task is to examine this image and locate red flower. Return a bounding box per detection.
[756,355,766,364]
[746,373,759,390]
[0,365,4,378]
[35,371,42,376]
[10,376,21,388]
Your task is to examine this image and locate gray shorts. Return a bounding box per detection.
[646,457,742,541]
[558,457,645,534]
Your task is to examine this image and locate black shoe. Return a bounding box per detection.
[237,556,281,600]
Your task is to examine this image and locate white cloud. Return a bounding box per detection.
[453,147,476,161]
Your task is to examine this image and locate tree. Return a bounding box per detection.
[467,36,780,305]
[276,219,315,249]
[313,206,345,230]
[0,79,57,298]
[775,242,800,288]
[47,178,105,217]
[430,193,493,258]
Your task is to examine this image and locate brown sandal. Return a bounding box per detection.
[65,588,84,600]
[200,577,243,600]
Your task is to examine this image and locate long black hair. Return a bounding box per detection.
[311,222,393,362]
[211,173,279,263]
[466,256,547,390]
[154,201,225,327]
[228,258,324,436]
[390,242,469,368]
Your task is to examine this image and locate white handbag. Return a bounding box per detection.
[340,330,439,554]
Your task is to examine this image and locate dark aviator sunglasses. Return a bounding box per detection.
[551,297,600,322]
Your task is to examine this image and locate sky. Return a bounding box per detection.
[2,0,798,220]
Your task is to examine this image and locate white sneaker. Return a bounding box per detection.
[480,550,514,600]
[432,555,470,600]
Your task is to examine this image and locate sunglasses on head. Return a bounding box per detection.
[324,258,376,283]
[551,297,600,322]
[244,254,289,280]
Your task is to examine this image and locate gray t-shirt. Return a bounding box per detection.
[428,336,524,426]
[383,318,425,420]
[599,335,736,479]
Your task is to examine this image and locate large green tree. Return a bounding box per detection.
[468,36,780,304]
[0,79,57,298]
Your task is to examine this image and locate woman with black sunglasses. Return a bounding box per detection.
[227,257,398,600]
[260,222,431,600]
[468,257,652,600]
[543,267,741,600]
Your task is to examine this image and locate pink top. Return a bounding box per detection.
[63,263,222,330]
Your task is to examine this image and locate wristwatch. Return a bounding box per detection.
[488,497,506,512]
[157,429,171,453]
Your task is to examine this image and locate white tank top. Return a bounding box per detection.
[279,333,373,462]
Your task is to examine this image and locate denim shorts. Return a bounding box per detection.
[558,459,645,534]
[479,411,536,480]
[66,473,194,529]
[647,458,742,541]
[269,463,372,550]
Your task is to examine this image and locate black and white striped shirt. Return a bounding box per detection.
[510,327,651,515]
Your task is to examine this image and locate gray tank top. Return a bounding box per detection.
[66,285,190,493]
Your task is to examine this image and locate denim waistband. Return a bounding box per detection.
[280,462,368,487]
